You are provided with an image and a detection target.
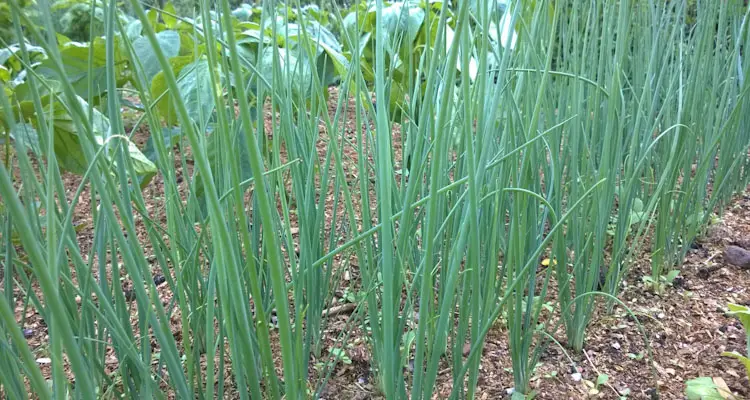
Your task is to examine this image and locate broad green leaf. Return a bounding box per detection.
[150,55,201,125]
[312,34,349,79]
[259,47,314,98]
[386,81,410,121]
[9,123,40,154]
[281,21,340,56]
[342,12,365,45]
[285,20,349,87]
[17,96,94,173]
[727,303,750,332]
[0,65,9,83]
[162,2,177,28]
[232,4,255,22]
[94,134,157,188]
[146,8,161,32]
[17,95,156,184]
[510,391,526,400]
[0,44,45,72]
[175,58,218,126]
[56,33,71,46]
[629,210,648,226]
[133,30,181,82]
[301,4,329,26]
[664,269,680,283]
[685,377,724,400]
[632,198,645,213]
[721,351,750,380]
[125,19,143,41]
[143,127,181,163]
[236,26,271,62]
[36,38,126,101]
[629,198,648,226]
[237,25,273,46]
[178,31,196,56]
[11,75,62,103]
[371,2,425,58]
[380,2,425,45]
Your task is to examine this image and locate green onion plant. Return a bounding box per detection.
[0,0,749,399]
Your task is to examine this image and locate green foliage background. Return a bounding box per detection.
[0,0,39,44]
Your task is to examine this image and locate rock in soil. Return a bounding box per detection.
[153,274,166,286]
[724,245,750,269]
[734,238,750,250]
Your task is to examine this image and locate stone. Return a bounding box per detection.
[723,245,750,269]
[735,238,750,250]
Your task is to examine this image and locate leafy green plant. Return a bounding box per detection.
[642,269,680,294]
[52,0,115,42]
[336,0,522,122]
[339,0,450,120]
[722,303,750,380]
[0,42,45,102]
[0,0,39,44]
[1,38,156,183]
[582,373,609,396]
[607,195,649,236]
[328,347,352,364]
[685,377,736,400]
[682,303,750,400]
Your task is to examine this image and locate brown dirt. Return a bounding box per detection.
[3,87,750,400]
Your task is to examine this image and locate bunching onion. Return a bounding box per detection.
[0,0,749,399]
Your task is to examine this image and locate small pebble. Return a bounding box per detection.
[153,275,166,286]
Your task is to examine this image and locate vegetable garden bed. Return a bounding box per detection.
[2,0,750,399]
